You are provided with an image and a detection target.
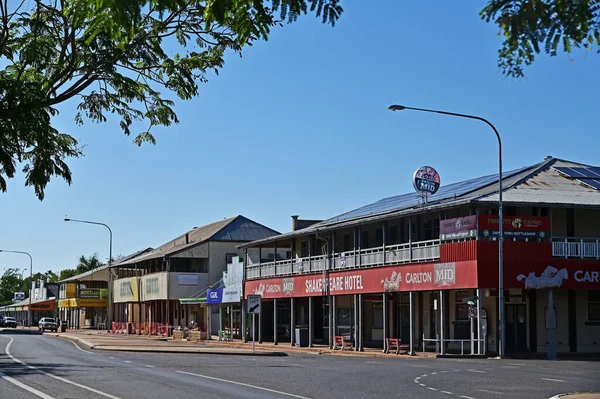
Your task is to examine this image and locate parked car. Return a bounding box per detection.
[3,317,17,328]
[38,317,58,332]
[0,315,4,327]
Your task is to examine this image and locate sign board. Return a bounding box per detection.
[247,294,262,314]
[468,306,478,319]
[412,166,440,196]
[461,296,478,306]
[13,292,25,301]
[478,215,550,239]
[439,216,477,241]
[206,288,223,305]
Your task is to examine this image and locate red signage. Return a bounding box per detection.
[439,215,477,241]
[478,215,550,239]
[244,261,478,299]
[507,261,600,290]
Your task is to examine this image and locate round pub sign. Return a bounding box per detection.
[412,166,440,195]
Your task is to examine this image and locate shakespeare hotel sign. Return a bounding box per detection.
[244,261,477,299]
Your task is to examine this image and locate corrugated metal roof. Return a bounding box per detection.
[241,160,547,247]
[475,159,600,206]
[116,216,280,266]
[59,247,154,282]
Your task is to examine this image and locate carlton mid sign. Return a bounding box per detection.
[245,261,477,299]
[413,166,440,196]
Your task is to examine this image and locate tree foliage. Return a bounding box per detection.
[0,268,24,302]
[76,253,103,274]
[0,0,342,199]
[481,0,600,77]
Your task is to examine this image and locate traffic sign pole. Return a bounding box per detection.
[252,313,255,354]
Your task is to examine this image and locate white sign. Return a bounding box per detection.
[247,294,262,314]
[222,256,243,303]
[178,274,199,286]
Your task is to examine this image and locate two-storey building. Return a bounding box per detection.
[242,157,600,355]
[111,215,279,336]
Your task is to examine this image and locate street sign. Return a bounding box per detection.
[247,294,262,314]
[462,296,479,306]
[468,306,478,319]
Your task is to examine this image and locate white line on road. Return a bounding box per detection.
[508,363,525,366]
[419,384,426,387]
[440,370,448,373]
[441,391,453,395]
[69,340,94,355]
[5,337,122,399]
[145,365,155,368]
[428,387,438,391]
[501,366,518,369]
[542,378,566,383]
[108,356,115,359]
[124,360,132,363]
[413,378,420,383]
[0,370,56,399]
[365,361,381,364]
[431,372,438,375]
[176,370,311,399]
[467,369,486,373]
[459,396,475,399]
[477,388,504,395]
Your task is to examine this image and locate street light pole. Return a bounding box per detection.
[0,250,33,327]
[388,104,505,358]
[64,218,113,329]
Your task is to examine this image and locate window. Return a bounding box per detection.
[342,234,351,252]
[455,290,469,320]
[587,291,600,322]
[300,241,308,257]
[423,217,440,241]
[361,230,369,249]
[375,228,383,247]
[388,225,399,245]
[372,303,383,329]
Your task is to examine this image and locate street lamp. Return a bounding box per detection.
[0,250,33,327]
[388,104,505,358]
[64,218,113,328]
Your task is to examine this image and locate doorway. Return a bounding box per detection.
[505,304,527,352]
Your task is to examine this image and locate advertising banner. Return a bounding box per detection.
[206,288,223,304]
[65,283,77,298]
[244,261,478,299]
[478,215,550,239]
[439,216,478,241]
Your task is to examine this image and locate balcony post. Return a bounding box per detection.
[580,238,584,259]
[274,245,277,275]
[353,228,357,269]
[382,222,387,264]
[358,228,362,267]
[565,238,568,259]
[408,217,413,262]
[308,236,312,272]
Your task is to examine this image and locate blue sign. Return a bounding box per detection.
[206,288,223,304]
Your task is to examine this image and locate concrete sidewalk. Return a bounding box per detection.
[50,330,436,359]
[45,332,287,356]
[549,394,600,399]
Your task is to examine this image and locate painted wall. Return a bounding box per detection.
[168,272,208,300]
[576,290,600,353]
[536,289,570,353]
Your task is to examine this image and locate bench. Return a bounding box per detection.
[385,338,409,355]
[334,335,353,351]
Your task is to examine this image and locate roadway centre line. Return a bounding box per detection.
[145,365,155,368]
[176,370,311,399]
[542,378,566,383]
[0,370,56,399]
[459,396,475,399]
[5,337,122,399]
[441,391,453,395]
[467,369,486,373]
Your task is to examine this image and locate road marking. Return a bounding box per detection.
[467,369,486,373]
[365,361,381,364]
[124,360,132,363]
[108,357,115,359]
[441,391,453,395]
[508,363,525,366]
[176,370,310,399]
[460,396,475,399]
[431,372,438,375]
[477,388,504,395]
[428,387,438,391]
[501,366,518,369]
[412,365,429,368]
[419,383,426,387]
[421,374,428,377]
[542,378,566,383]
[145,365,155,368]
[414,378,420,383]
[0,370,56,399]
[5,337,122,399]
[440,370,448,373]
[69,340,94,355]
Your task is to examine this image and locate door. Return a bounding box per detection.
[505,304,527,352]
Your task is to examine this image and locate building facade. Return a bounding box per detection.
[242,157,600,355]
[110,215,280,336]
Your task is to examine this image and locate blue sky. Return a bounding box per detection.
[1,2,598,275]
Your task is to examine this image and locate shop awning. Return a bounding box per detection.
[179,297,206,305]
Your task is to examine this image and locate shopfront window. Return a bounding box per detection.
[455,290,469,321]
[587,291,600,322]
[372,303,383,329]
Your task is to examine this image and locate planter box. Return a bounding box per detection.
[189,330,208,342]
[172,330,185,341]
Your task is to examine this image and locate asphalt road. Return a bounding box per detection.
[0,332,599,399]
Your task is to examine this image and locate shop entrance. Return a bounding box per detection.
[505,303,527,352]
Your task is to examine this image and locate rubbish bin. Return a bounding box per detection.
[295,327,309,347]
[60,321,67,333]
